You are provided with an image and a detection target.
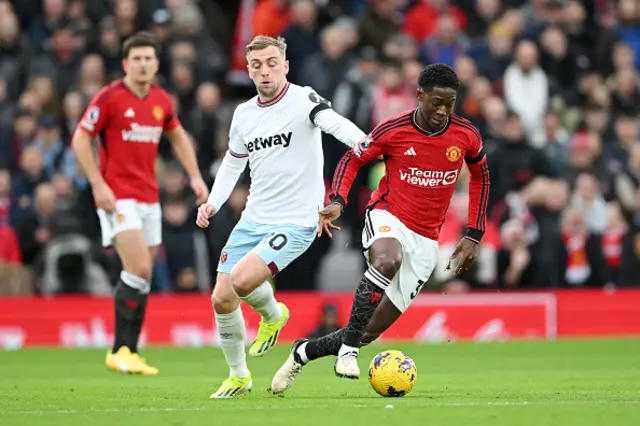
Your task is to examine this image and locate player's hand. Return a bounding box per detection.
[317,203,342,238]
[93,181,116,212]
[446,238,478,275]
[196,203,216,228]
[190,177,209,205]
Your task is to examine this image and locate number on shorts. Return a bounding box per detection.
[268,233,288,251]
[409,279,426,300]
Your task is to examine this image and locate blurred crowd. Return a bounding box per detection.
[0,0,639,296]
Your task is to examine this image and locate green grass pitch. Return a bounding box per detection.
[1,339,639,425]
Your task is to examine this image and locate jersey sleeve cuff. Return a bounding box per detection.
[464,228,483,243]
[330,195,346,210]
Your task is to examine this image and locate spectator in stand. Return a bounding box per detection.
[503,40,549,144]
[557,206,609,287]
[419,13,471,67]
[602,201,627,285]
[356,0,401,53]
[281,0,320,85]
[253,0,290,39]
[299,24,355,100]
[570,172,608,234]
[403,0,467,44]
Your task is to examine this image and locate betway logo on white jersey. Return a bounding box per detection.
[122,123,163,143]
[400,168,458,187]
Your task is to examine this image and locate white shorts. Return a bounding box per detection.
[362,208,439,313]
[97,199,162,248]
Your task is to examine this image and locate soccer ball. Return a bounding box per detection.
[368,350,418,397]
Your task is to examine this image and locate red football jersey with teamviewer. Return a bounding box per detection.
[332,110,490,242]
[78,80,180,203]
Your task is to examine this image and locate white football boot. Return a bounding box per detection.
[334,350,360,379]
[270,338,308,395]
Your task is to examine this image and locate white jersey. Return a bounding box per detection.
[228,82,332,228]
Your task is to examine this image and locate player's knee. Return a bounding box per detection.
[211,291,235,314]
[127,262,152,282]
[229,267,257,297]
[371,251,403,280]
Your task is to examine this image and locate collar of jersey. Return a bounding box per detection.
[257,81,290,108]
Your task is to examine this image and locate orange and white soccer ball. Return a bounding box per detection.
[368,350,418,397]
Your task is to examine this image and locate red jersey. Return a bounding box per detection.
[331,110,490,242]
[77,80,181,203]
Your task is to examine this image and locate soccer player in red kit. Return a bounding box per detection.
[71,32,209,375]
[271,64,490,393]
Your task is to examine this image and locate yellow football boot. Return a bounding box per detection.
[105,346,158,375]
[248,303,289,357]
[129,352,159,375]
[210,375,253,399]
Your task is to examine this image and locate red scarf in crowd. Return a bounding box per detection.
[602,229,624,269]
[562,231,591,285]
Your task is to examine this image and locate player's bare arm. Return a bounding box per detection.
[71,124,116,212]
[165,126,209,204]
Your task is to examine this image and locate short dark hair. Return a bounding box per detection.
[122,32,160,58]
[418,64,460,91]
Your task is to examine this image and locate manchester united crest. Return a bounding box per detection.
[116,213,125,223]
[220,252,228,264]
[152,106,164,121]
[446,146,462,162]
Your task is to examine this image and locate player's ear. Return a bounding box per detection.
[152,57,159,74]
[416,87,424,103]
[284,60,289,76]
[121,59,128,74]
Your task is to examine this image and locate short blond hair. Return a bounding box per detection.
[246,35,287,57]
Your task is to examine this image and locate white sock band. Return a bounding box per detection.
[338,344,359,357]
[364,266,391,290]
[121,271,150,294]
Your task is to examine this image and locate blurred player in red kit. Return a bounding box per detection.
[271,63,490,393]
[71,32,209,375]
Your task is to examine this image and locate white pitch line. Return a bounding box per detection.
[12,400,639,415]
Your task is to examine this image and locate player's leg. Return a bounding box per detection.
[99,201,151,374]
[210,272,253,398]
[122,202,165,373]
[109,230,158,375]
[308,209,405,378]
[238,223,316,357]
[128,243,158,355]
[270,211,403,392]
[360,230,438,347]
[208,217,255,398]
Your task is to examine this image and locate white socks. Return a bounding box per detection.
[338,344,359,357]
[215,307,249,378]
[121,271,150,294]
[240,281,281,322]
[296,342,310,363]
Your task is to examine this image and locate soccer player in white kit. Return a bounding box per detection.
[195,35,366,398]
